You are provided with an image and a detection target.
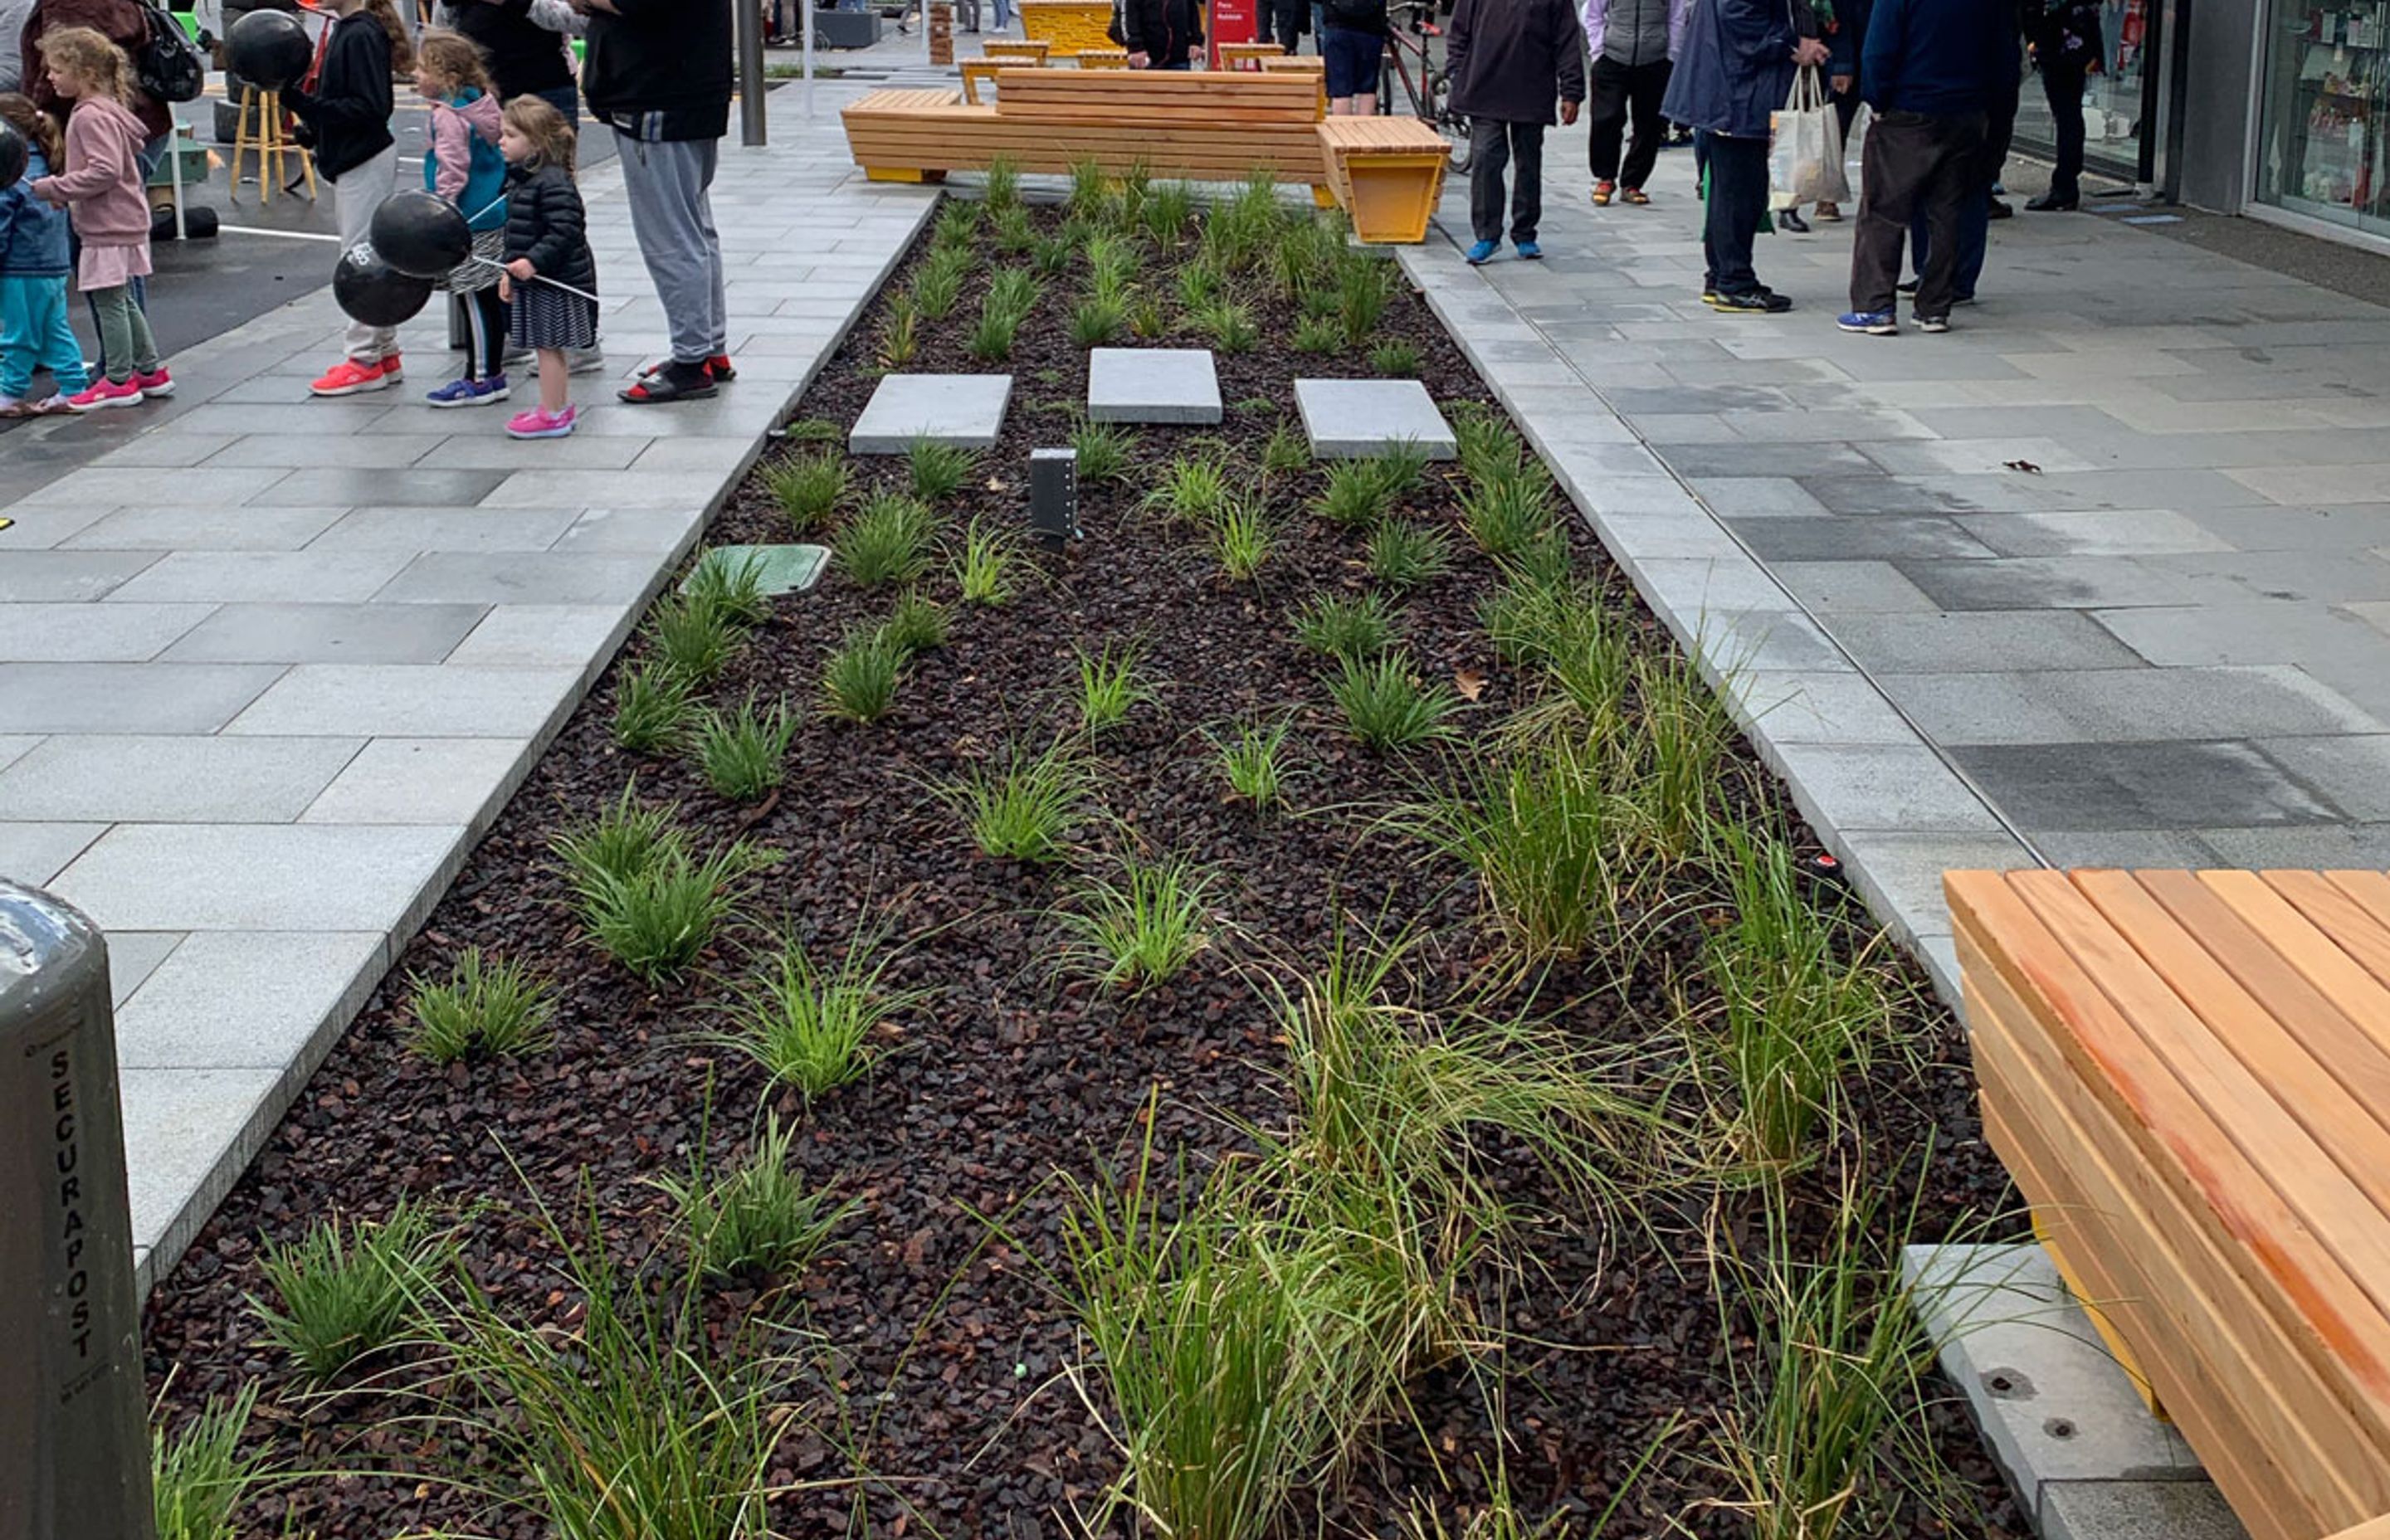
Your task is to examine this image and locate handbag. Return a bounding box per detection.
[134,1,208,104]
[1768,65,1849,208]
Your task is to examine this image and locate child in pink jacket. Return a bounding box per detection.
[414,29,512,409]
[29,26,168,410]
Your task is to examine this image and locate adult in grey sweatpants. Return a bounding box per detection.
[578,0,734,404]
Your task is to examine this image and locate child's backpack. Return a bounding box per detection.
[134,2,208,105]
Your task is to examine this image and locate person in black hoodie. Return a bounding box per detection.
[285,0,414,397]
[573,0,733,403]
[439,0,580,124]
[1446,0,1583,263]
[1118,0,1203,69]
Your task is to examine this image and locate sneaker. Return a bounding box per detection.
[1710,289,1791,314]
[1622,187,1650,205]
[311,358,397,397]
[427,374,513,408]
[1915,314,1952,334]
[1812,199,1842,221]
[1465,239,1498,265]
[1837,309,1899,334]
[133,367,175,398]
[380,353,404,383]
[568,348,608,376]
[1592,178,1615,206]
[1514,240,1542,260]
[704,353,737,383]
[505,403,579,440]
[65,378,144,411]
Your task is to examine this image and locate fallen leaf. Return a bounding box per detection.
[2002,459,2041,474]
[1454,668,1486,702]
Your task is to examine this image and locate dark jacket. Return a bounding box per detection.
[0,144,71,276]
[1446,0,1585,122]
[22,0,169,140]
[504,159,596,293]
[1660,0,1817,135]
[1861,0,2000,113]
[283,10,395,181]
[584,0,731,142]
[2020,0,2098,69]
[1119,0,1203,64]
[448,0,573,100]
[1824,0,1869,80]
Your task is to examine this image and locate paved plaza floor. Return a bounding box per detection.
[1402,148,2390,995]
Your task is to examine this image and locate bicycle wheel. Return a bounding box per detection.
[1427,66,1471,170]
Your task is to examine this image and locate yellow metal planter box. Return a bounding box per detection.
[1017,0,1115,50]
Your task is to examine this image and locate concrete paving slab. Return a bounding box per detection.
[1767,741,2009,836]
[1824,612,2149,675]
[0,662,285,733]
[105,550,421,605]
[49,822,466,935]
[0,736,41,773]
[301,738,535,826]
[62,505,353,552]
[851,373,1014,453]
[119,1064,290,1278]
[251,466,510,509]
[114,930,388,1072]
[1295,378,1458,459]
[0,821,110,887]
[1950,740,2343,830]
[0,602,216,662]
[0,736,363,823]
[1770,560,1944,612]
[550,506,709,555]
[1088,348,1222,425]
[443,604,637,670]
[105,931,186,1009]
[158,602,490,665]
[1880,664,2386,745]
[371,551,669,606]
[0,550,163,602]
[222,664,581,739]
[304,507,585,553]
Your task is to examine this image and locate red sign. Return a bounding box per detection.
[1208,0,1256,62]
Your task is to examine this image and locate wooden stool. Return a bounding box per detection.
[982,37,1049,61]
[1217,41,1281,69]
[229,86,316,205]
[1074,46,1129,66]
[960,58,1002,102]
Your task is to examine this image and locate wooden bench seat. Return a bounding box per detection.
[840,71,1451,241]
[1949,867,2390,1540]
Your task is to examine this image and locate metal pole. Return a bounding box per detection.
[804,0,817,119]
[736,0,769,147]
[1,882,157,1540]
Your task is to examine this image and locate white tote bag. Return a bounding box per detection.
[1768,66,1851,208]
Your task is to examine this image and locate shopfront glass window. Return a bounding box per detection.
[2259,0,2390,237]
[2014,0,2152,178]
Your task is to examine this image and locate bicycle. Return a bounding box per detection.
[1378,0,1470,171]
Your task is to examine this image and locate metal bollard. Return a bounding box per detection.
[1,881,157,1540]
[1029,447,1080,551]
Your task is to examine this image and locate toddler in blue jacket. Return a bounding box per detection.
[0,92,88,416]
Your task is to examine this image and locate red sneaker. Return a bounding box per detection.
[65,378,144,412]
[133,367,175,398]
[311,358,397,397]
[380,352,404,383]
[705,353,737,383]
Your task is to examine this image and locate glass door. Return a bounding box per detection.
[2257,0,2390,236]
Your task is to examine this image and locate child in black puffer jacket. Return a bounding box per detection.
[495,94,597,441]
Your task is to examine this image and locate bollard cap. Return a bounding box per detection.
[0,880,107,1031]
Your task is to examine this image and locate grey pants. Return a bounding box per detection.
[332,144,401,363]
[615,132,728,366]
[90,285,159,384]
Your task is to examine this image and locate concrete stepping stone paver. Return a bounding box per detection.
[1294,378,1457,460]
[1088,348,1222,425]
[850,373,1014,454]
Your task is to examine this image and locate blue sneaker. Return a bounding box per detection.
[1514,240,1542,259]
[427,374,511,408]
[1465,239,1499,265]
[1836,310,1899,335]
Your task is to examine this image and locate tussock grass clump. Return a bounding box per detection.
[1293,314,1343,354]
[612,661,693,753]
[1336,256,1393,344]
[1176,260,1224,312]
[1367,519,1455,593]
[1127,294,1169,339]
[154,1384,273,1540]
[657,1114,860,1284]
[983,154,1022,212]
[942,737,1092,863]
[551,784,678,888]
[1143,179,1196,244]
[1211,498,1274,582]
[1032,233,1075,277]
[1192,296,1260,354]
[1451,401,1529,485]
[1060,853,1217,992]
[1071,417,1136,483]
[691,693,797,802]
[716,922,928,1099]
[1637,649,1739,859]
[1144,453,1232,525]
[1328,651,1461,752]
[835,491,939,588]
[251,1201,452,1382]
[765,451,847,534]
[1205,715,1292,811]
[1370,339,1422,378]
[820,625,907,724]
[883,588,949,655]
[1461,472,1555,558]
[649,591,739,686]
[907,436,978,504]
[684,550,770,627]
[1261,420,1310,479]
[408,947,556,1063]
[1072,295,1125,347]
[877,294,919,368]
[934,198,981,248]
[1076,641,1156,737]
[1068,156,1111,219]
[913,247,970,320]
[1315,459,1393,528]
[1291,591,1394,662]
[954,516,1025,607]
[1407,730,1633,962]
[1704,827,1899,1166]
[554,797,765,981]
[993,202,1036,255]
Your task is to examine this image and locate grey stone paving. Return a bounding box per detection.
[1295,378,1459,459]
[1402,151,2390,1000]
[849,373,1013,452]
[0,88,937,1289]
[1088,347,1222,424]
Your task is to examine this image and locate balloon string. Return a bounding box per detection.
[471,256,602,305]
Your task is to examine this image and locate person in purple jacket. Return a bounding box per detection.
[1581,0,1685,207]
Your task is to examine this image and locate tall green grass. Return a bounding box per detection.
[715,921,929,1099]
[251,1200,453,1382]
[656,1113,859,1284]
[153,1385,273,1540]
[1058,853,1217,992]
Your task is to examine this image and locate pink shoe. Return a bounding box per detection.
[65,378,144,412]
[505,403,578,440]
[133,367,175,398]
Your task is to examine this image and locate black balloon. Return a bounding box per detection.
[0,120,26,189]
[368,190,471,280]
[332,241,432,328]
[226,9,316,91]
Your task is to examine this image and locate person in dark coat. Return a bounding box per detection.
[1119,0,1204,68]
[1904,0,2019,303]
[2020,0,2097,207]
[1446,0,1583,263]
[19,0,165,143]
[1660,0,1827,312]
[439,0,581,124]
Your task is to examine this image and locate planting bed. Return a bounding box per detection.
[144,178,2025,1540]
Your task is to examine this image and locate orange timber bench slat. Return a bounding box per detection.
[840,70,1448,242]
[1949,867,2390,1540]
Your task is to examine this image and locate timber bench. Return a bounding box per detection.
[840,69,1449,241]
[1949,867,2390,1540]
